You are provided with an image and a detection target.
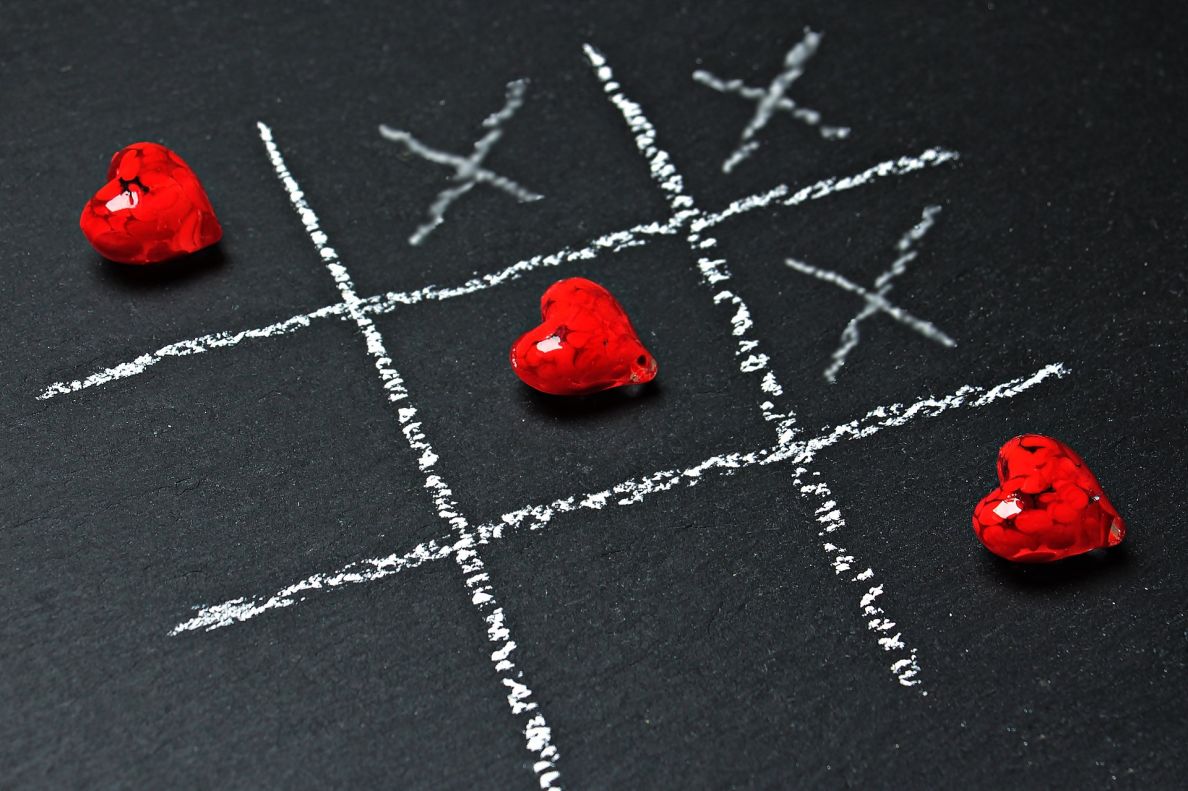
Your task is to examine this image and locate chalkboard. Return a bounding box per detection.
[3,1,1185,788]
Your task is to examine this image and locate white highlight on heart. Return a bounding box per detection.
[104,189,139,212]
[535,335,563,353]
[993,497,1023,520]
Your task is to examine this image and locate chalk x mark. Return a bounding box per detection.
[380,78,543,245]
[34,35,1046,784]
[693,28,851,173]
[786,209,956,381]
[815,205,947,382]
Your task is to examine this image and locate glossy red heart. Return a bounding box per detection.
[973,434,1125,562]
[80,142,222,264]
[510,277,658,396]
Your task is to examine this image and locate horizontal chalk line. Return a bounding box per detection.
[171,361,1067,635]
[38,147,957,401]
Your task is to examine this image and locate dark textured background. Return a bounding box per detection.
[2,1,1185,788]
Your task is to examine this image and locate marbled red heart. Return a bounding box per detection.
[973,434,1125,562]
[80,142,222,264]
[510,277,658,396]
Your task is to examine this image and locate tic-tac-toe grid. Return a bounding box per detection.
[37,43,1070,791]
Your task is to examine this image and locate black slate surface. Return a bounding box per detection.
[2,1,1186,788]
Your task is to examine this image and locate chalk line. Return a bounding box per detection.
[360,217,679,309]
[170,539,452,634]
[258,121,562,790]
[37,146,956,402]
[380,78,543,246]
[770,362,1070,466]
[797,468,921,687]
[35,217,676,401]
[584,42,799,447]
[587,42,984,690]
[588,39,904,682]
[170,448,770,636]
[694,147,960,233]
[171,362,1068,636]
[35,303,347,400]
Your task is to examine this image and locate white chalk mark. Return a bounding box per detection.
[43,35,1048,766]
[257,122,562,790]
[785,255,956,353]
[693,29,851,173]
[380,78,543,245]
[172,363,1069,636]
[584,42,798,445]
[772,362,1069,469]
[584,45,690,210]
[170,539,452,634]
[364,217,679,308]
[36,218,678,400]
[695,148,960,233]
[692,71,850,142]
[822,205,944,382]
[795,466,920,688]
[37,148,957,401]
[588,42,969,688]
[35,303,347,400]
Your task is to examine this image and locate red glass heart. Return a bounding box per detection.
[973,434,1125,562]
[510,277,658,396]
[79,142,222,264]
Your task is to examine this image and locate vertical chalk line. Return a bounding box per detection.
[170,362,1068,636]
[584,42,943,690]
[584,42,799,448]
[257,121,562,791]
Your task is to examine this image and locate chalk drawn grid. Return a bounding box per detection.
[38,42,1070,791]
